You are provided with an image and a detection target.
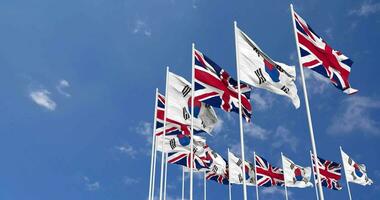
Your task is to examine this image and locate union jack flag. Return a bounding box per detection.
[255,154,284,187]
[293,10,358,94]
[311,154,343,190]
[167,151,210,170]
[194,49,252,122]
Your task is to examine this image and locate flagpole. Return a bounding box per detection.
[152,135,158,200]
[234,20,248,200]
[163,153,168,200]
[148,88,159,200]
[182,167,185,200]
[159,67,170,200]
[228,148,232,200]
[310,150,320,200]
[340,146,353,200]
[204,171,207,200]
[253,151,259,200]
[290,4,324,200]
[190,43,195,200]
[281,152,289,200]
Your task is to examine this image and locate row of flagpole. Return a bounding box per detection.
[147,4,367,200]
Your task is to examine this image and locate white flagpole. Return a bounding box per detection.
[310,151,320,200]
[204,171,207,200]
[149,88,159,200]
[253,151,259,200]
[281,152,289,200]
[228,148,232,200]
[290,4,324,200]
[159,67,170,200]
[182,167,185,200]
[340,146,353,200]
[163,153,168,200]
[152,137,158,200]
[234,20,248,200]
[190,43,195,200]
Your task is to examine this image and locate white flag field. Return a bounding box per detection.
[166,72,218,134]
[341,149,373,186]
[282,154,313,188]
[236,27,300,108]
[228,151,256,186]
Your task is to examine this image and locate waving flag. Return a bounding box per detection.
[206,152,229,185]
[156,134,207,155]
[235,27,300,108]
[194,49,252,121]
[341,148,373,186]
[228,151,256,185]
[293,10,358,94]
[311,154,343,190]
[255,154,284,187]
[282,154,313,188]
[166,72,218,135]
[155,93,182,136]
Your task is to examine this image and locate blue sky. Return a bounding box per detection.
[1,0,380,199]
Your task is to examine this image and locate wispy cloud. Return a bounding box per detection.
[123,176,139,185]
[29,89,57,111]
[302,69,331,95]
[132,19,152,37]
[83,176,100,191]
[261,187,291,198]
[136,121,153,144]
[250,92,275,111]
[272,126,298,152]
[115,144,137,158]
[349,1,380,16]
[244,122,270,140]
[328,96,380,135]
[56,79,71,97]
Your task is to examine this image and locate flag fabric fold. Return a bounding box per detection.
[236,27,300,108]
[194,49,252,121]
[341,149,373,186]
[228,151,256,186]
[311,154,343,190]
[292,10,358,94]
[255,154,284,187]
[166,72,218,135]
[282,154,313,188]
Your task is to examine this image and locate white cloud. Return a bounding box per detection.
[29,89,57,111]
[83,176,100,191]
[271,126,298,152]
[136,121,153,144]
[244,122,270,140]
[115,144,137,158]
[123,176,139,185]
[250,92,275,111]
[349,1,380,16]
[328,96,380,135]
[132,19,152,37]
[212,118,224,135]
[261,187,291,198]
[56,79,71,97]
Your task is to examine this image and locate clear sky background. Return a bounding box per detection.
[0,0,380,199]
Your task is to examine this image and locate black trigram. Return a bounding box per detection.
[193,147,198,154]
[182,85,191,97]
[183,107,190,120]
[281,85,290,94]
[254,68,266,84]
[169,138,176,150]
[212,165,218,173]
[236,159,243,167]
[238,174,243,183]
